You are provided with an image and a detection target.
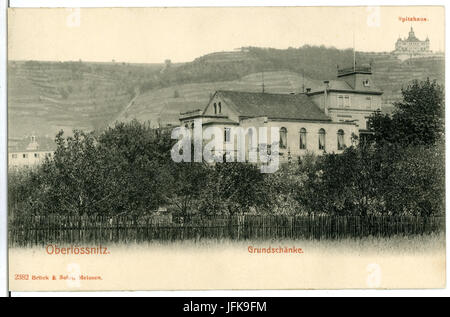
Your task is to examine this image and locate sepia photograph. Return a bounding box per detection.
[5,5,446,292]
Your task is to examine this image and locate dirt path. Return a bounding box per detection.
[109,88,140,126]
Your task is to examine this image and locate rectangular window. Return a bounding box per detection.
[23,154,28,159]
[338,96,344,107]
[224,128,231,143]
[365,117,371,130]
[366,96,372,108]
[34,153,39,158]
[12,154,17,159]
[344,96,350,107]
[338,95,350,108]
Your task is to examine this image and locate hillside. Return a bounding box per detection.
[118,52,444,127]
[361,53,444,112]
[8,46,444,141]
[7,60,163,139]
[114,71,322,127]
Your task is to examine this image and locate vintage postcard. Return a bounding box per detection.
[7,6,445,291]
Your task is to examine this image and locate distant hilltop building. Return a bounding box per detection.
[180,64,382,162]
[393,27,432,60]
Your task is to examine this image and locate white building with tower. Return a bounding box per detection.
[8,135,55,169]
[179,64,382,163]
[393,27,432,60]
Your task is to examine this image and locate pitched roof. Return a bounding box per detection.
[216,90,331,121]
[9,137,56,153]
[325,80,353,90]
[202,118,240,125]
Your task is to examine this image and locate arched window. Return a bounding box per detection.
[218,102,222,114]
[224,127,231,143]
[247,127,255,151]
[299,128,307,149]
[337,129,345,150]
[279,127,287,149]
[318,128,326,150]
[213,103,217,114]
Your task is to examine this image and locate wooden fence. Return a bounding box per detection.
[8,214,445,247]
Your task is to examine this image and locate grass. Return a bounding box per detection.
[10,232,445,255]
[99,232,445,256]
[9,233,445,291]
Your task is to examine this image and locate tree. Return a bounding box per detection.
[95,121,175,214]
[12,121,177,216]
[366,110,397,145]
[199,162,269,216]
[263,158,313,215]
[393,78,444,145]
[297,137,444,217]
[8,167,46,217]
[368,78,444,146]
[381,142,445,216]
[362,78,446,217]
[36,129,101,215]
[167,161,210,217]
[297,145,387,216]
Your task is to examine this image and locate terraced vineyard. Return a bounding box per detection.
[8,61,162,139]
[7,49,444,141]
[117,54,444,127]
[362,53,445,113]
[115,71,322,127]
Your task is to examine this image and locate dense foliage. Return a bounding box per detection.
[8,79,445,218]
[368,78,444,146]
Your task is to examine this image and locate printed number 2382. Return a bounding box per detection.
[14,274,29,280]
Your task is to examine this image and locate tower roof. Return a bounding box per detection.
[9,136,56,153]
[406,26,419,41]
[337,65,372,77]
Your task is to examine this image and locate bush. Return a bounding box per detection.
[8,119,444,218]
[296,142,444,216]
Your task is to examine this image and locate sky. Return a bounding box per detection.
[8,6,445,63]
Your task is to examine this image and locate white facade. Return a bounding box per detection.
[179,66,382,162]
[394,27,431,58]
[8,136,54,169]
[8,151,53,169]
